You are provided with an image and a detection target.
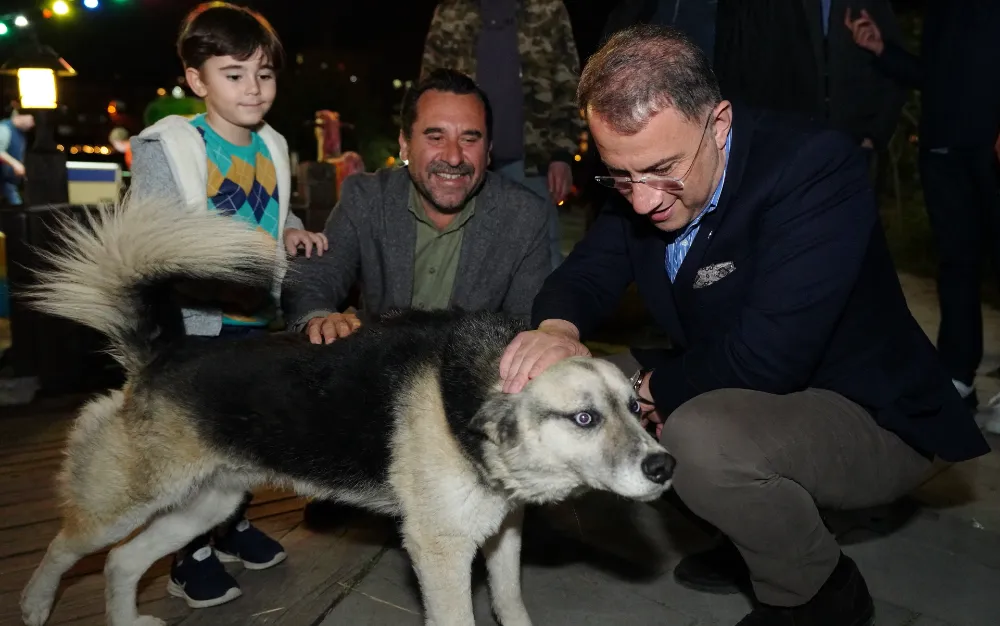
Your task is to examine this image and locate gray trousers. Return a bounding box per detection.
[602,351,932,606]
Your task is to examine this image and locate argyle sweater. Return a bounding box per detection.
[190,114,279,327]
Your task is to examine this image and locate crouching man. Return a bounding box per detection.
[498,25,989,626]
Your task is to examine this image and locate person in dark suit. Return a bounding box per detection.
[845,2,1000,410]
[499,24,989,626]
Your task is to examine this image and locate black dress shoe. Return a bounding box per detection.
[673,538,750,594]
[735,553,875,626]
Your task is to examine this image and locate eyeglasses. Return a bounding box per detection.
[594,113,714,195]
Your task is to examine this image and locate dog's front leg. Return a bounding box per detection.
[483,506,531,626]
[402,525,477,626]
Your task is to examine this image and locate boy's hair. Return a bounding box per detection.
[400,69,493,142]
[177,2,284,71]
[109,127,129,143]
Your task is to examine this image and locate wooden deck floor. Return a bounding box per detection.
[0,395,394,626]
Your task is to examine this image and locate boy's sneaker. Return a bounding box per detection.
[167,545,242,609]
[214,519,287,570]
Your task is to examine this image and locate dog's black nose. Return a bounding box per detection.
[641,452,676,484]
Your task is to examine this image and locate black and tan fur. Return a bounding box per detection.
[19,197,674,626]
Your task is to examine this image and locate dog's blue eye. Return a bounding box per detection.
[629,399,641,415]
[573,412,594,427]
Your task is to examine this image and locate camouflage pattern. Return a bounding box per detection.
[421,0,587,177]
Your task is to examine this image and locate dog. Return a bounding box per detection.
[19,196,675,626]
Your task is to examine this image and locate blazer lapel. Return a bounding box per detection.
[383,170,418,306]
[673,106,753,312]
[451,177,499,304]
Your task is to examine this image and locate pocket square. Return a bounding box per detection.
[693,261,736,289]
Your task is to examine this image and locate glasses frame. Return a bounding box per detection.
[594,112,714,195]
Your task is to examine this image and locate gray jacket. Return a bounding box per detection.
[282,167,551,330]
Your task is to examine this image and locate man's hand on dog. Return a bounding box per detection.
[306,312,362,344]
[500,320,591,393]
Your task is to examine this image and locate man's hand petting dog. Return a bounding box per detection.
[500,320,591,393]
[284,228,329,258]
[306,312,362,344]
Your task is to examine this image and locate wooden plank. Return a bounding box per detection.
[0,460,63,484]
[0,446,66,468]
[0,481,57,507]
[0,519,61,559]
[0,496,60,530]
[0,439,67,458]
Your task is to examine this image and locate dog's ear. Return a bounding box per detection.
[469,393,520,446]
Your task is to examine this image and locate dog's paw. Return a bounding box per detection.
[132,617,166,626]
[20,596,52,626]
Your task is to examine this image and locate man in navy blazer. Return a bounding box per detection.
[499,24,989,626]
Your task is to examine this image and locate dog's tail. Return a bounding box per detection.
[23,193,278,374]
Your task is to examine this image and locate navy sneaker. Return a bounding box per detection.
[214,519,287,570]
[167,545,242,609]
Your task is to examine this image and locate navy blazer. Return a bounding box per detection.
[532,106,989,463]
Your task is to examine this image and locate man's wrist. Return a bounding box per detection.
[548,151,573,167]
[537,318,580,341]
[631,368,655,404]
[291,309,335,332]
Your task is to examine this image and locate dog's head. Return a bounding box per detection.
[475,357,674,504]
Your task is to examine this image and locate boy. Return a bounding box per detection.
[130,2,327,609]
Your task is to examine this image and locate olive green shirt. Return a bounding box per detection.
[409,185,476,310]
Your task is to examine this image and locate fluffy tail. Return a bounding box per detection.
[23,193,278,374]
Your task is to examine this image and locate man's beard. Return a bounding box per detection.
[408,160,483,215]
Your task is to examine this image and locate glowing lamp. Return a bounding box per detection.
[0,43,76,109]
[0,41,78,205]
[53,1,70,16]
[17,69,57,109]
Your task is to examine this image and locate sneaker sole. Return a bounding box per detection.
[216,549,287,571]
[166,579,242,609]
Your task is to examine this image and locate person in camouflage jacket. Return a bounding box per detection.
[420,0,586,269]
[421,0,585,178]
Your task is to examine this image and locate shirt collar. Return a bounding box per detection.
[677,127,732,237]
[408,183,476,233]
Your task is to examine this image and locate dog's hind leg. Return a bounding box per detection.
[21,392,144,626]
[402,523,478,626]
[21,517,142,626]
[104,486,245,626]
[483,506,531,626]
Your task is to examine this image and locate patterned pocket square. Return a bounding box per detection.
[693,261,736,289]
